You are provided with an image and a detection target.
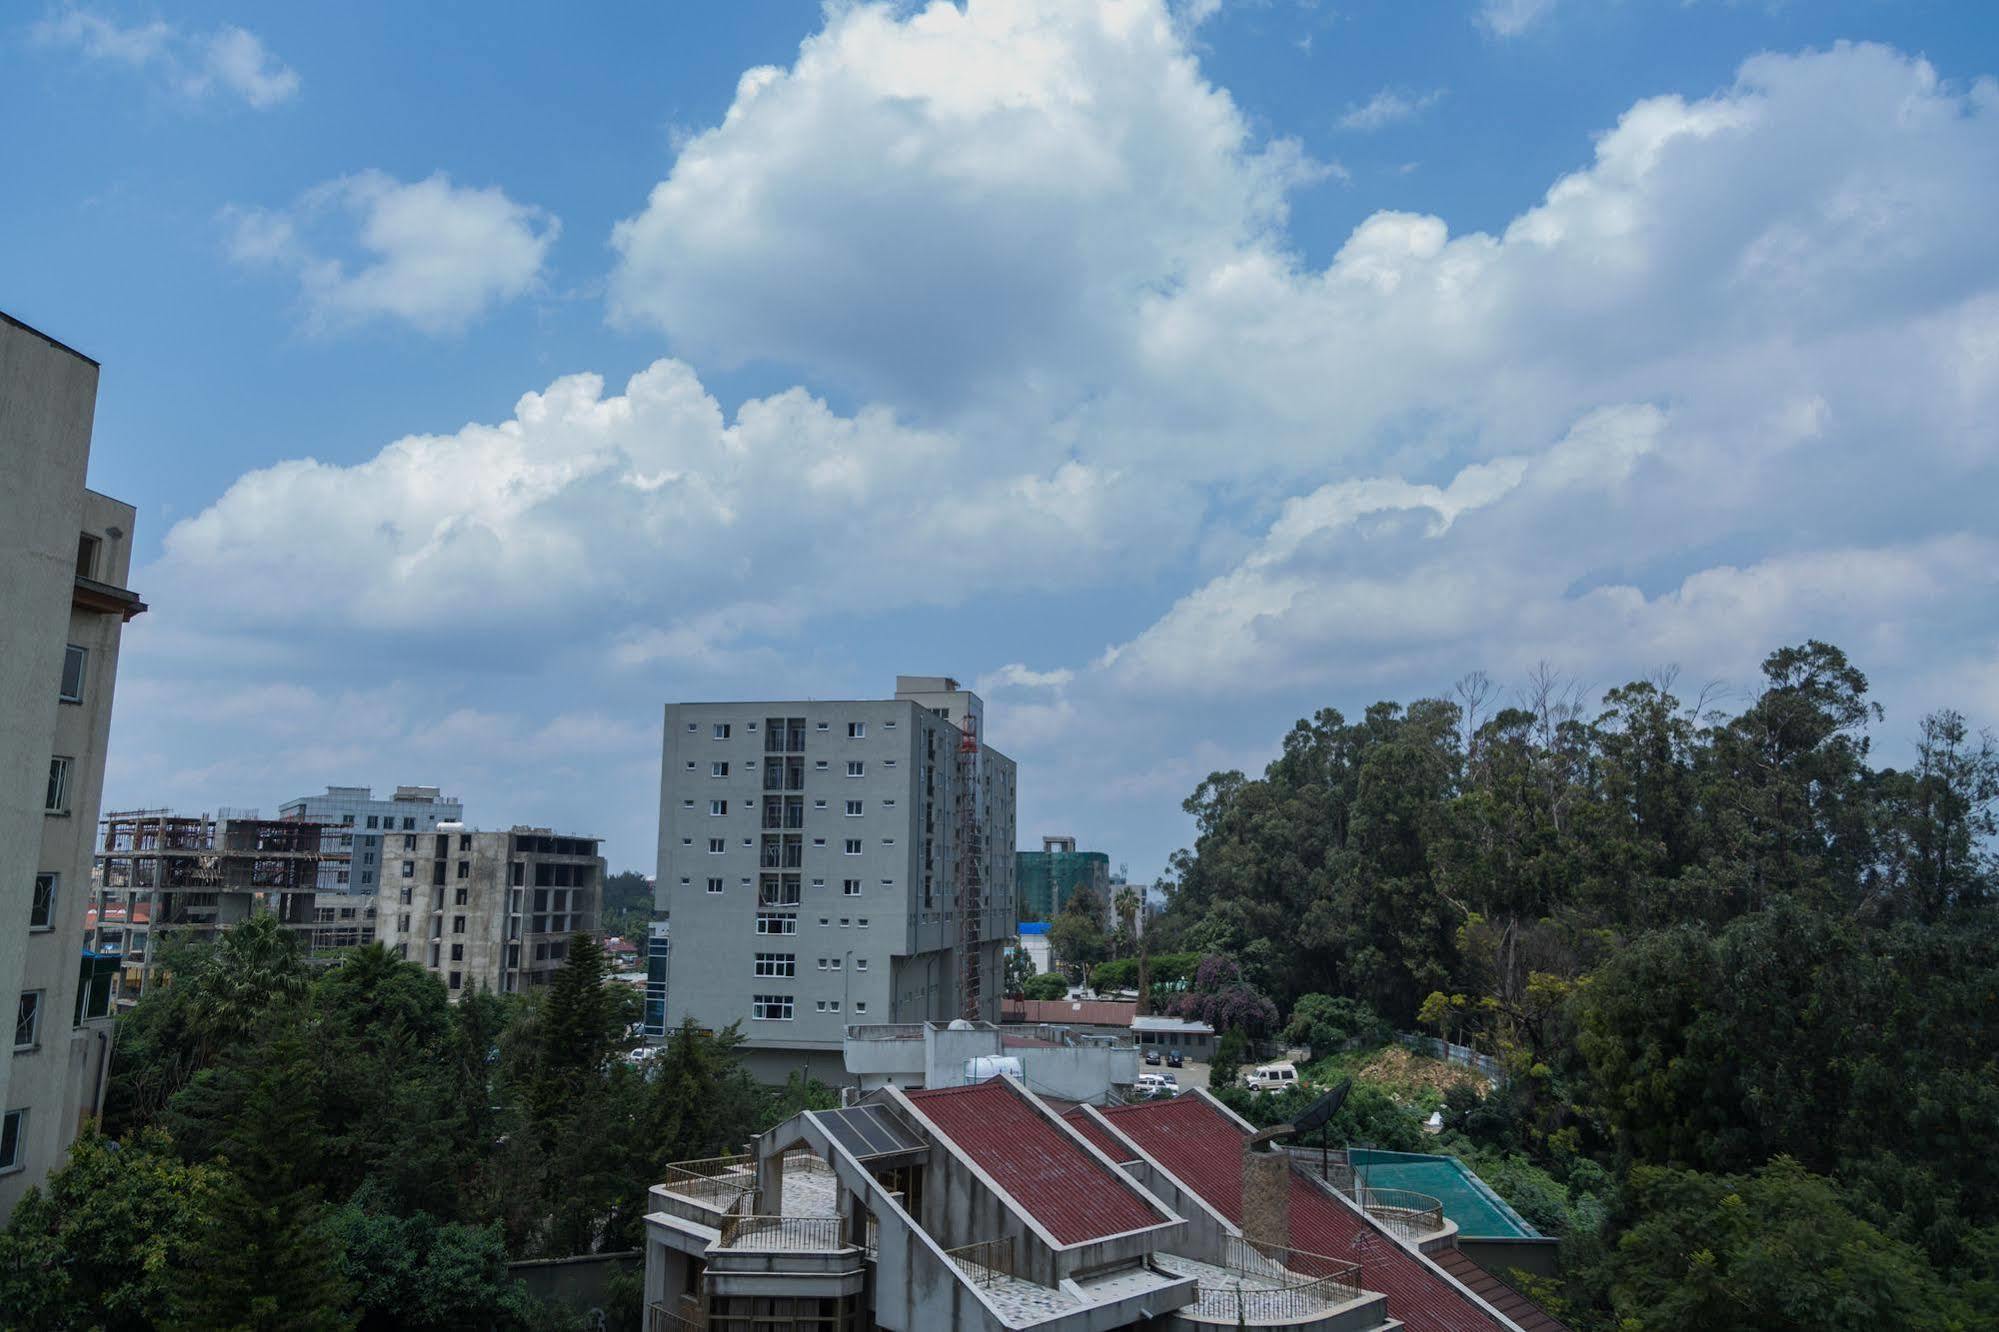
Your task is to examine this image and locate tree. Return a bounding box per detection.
[1171,955,1278,1036]
[599,869,655,941]
[330,1203,535,1331]
[1609,1158,1954,1330]
[1283,994,1388,1058]
[1022,971,1068,1000]
[1047,885,1108,981]
[175,1025,354,1331]
[0,1128,217,1330]
[530,932,621,1126]
[1004,947,1037,997]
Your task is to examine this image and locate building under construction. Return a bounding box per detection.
[93,808,351,995]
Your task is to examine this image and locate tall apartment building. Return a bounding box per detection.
[277,783,463,898]
[0,313,145,1217]
[656,676,1017,1082]
[371,827,603,998]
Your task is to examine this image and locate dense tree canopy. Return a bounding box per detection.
[1153,642,1999,1324]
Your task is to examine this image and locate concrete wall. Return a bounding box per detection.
[0,317,138,1220]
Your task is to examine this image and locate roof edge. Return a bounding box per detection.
[2,310,99,367]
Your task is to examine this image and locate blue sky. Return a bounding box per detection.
[6,0,1998,878]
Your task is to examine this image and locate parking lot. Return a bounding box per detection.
[1137,1053,1210,1094]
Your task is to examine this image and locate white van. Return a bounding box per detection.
[1242,1061,1301,1093]
[1134,1072,1174,1099]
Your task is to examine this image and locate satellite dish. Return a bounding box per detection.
[1289,1080,1351,1136]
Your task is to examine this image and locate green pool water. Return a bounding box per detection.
[1346,1149,1543,1239]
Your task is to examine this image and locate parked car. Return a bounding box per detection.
[1135,1073,1171,1099]
[1165,1049,1184,1068]
[1242,1061,1302,1094]
[1143,1047,1162,1065]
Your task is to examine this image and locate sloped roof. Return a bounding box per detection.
[903,1080,1167,1245]
[1062,1105,1139,1162]
[1101,1095,1518,1332]
[1431,1248,1571,1332]
[1001,998,1136,1026]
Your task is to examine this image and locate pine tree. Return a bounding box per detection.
[529,932,615,1128]
[174,1025,353,1331]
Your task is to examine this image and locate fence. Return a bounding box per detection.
[659,1153,755,1208]
[1186,1236,1364,1323]
[1397,1033,1507,1084]
[647,1298,706,1332]
[1352,1187,1446,1238]
[716,1214,849,1251]
[945,1236,1017,1288]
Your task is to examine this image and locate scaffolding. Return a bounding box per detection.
[94,808,348,997]
[955,716,986,1023]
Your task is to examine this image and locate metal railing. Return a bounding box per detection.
[944,1236,1016,1288]
[780,1148,834,1175]
[1353,1187,1446,1238]
[1184,1236,1364,1323]
[658,1154,755,1208]
[647,1298,706,1332]
[716,1214,850,1251]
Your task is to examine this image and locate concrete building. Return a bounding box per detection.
[1016,835,1110,922]
[371,826,603,998]
[94,810,342,994]
[0,312,145,1217]
[656,676,1017,1082]
[641,1078,1568,1330]
[843,1018,1139,1105]
[277,783,463,898]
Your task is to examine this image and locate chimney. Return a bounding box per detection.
[1241,1146,1291,1250]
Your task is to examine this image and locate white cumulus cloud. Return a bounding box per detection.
[32,6,298,108]
[223,171,559,334]
[1338,87,1445,131]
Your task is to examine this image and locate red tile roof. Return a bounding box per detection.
[904,1081,1166,1245]
[1063,1105,1138,1161]
[1102,1095,1514,1332]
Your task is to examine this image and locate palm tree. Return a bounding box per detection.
[1114,886,1139,947]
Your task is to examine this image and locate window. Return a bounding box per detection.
[811,877,825,888]
[828,956,842,970]
[845,800,863,816]
[817,721,830,731]
[448,971,462,990]
[848,721,866,738]
[812,837,826,847]
[815,1000,827,1012]
[713,723,732,739]
[881,838,895,847]
[687,721,698,732]
[847,761,865,777]
[401,861,414,879]
[59,645,86,703]
[854,1002,868,1014]
[682,837,693,846]
[403,834,416,850]
[683,799,695,809]
[751,994,794,1021]
[366,815,379,829]
[818,916,830,926]
[75,532,100,578]
[706,877,724,894]
[712,761,729,778]
[884,759,897,768]
[14,992,42,1050]
[829,999,842,1012]
[842,879,861,897]
[754,953,796,978]
[843,839,862,855]
[858,918,870,928]
[755,912,797,935]
[707,838,726,854]
[456,860,469,879]
[452,916,465,934]
[813,798,827,810]
[710,800,728,816]
[402,817,415,830]
[450,943,464,962]
[883,799,896,809]
[44,758,71,814]
[0,1109,24,1172]
[454,887,468,906]
[856,958,869,971]
[399,885,413,905]
[399,913,410,932]
[30,874,56,930]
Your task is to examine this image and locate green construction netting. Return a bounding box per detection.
[1347,1149,1542,1239]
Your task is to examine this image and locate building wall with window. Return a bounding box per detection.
[277,784,464,901]
[655,677,1017,1082]
[370,827,603,998]
[0,313,143,1218]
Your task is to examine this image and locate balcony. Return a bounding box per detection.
[715,1214,851,1252]
[1156,1237,1367,1327]
[1353,1187,1446,1239]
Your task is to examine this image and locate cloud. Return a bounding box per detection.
[1338,87,1445,132]
[1478,0,1556,38]
[607,0,1321,410]
[32,6,298,108]
[223,171,559,334]
[126,6,1999,879]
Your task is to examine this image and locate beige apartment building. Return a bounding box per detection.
[0,312,144,1217]
[371,827,604,997]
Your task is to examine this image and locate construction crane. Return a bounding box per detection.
[955,712,985,1022]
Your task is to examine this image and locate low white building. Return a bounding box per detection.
[843,1018,1137,1105]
